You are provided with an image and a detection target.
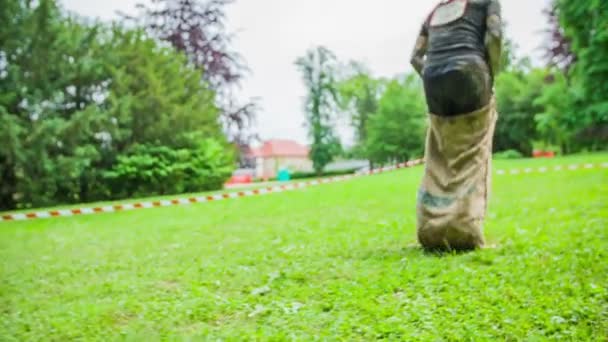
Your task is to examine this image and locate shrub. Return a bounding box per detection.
[104,139,234,198]
[494,149,524,160]
[290,168,360,180]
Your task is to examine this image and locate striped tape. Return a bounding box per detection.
[0,159,424,222]
[1,159,605,223]
[495,162,608,176]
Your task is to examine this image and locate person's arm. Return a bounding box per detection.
[410,23,429,77]
[485,0,503,78]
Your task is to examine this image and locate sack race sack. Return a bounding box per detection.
[417,98,497,251]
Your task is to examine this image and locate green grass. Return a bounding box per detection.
[1,154,607,341]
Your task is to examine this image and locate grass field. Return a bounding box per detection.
[1,154,607,341]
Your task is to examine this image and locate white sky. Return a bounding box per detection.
[62,0,551,145]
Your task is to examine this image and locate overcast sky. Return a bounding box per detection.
[62,0,551,145]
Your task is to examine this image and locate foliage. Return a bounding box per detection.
[295,46,342,174]
[366,75,426,165]
[1,154,607,340]
[496,5,607,155]
[545,0,608,149]
[101,27,232,200]
[556,0,608,102]
[337,63,382,155]
[533,71,580,153]
[493,149,524,160]
[544,2,576,71]
[104,140,234,198]
[0,0,113,208]
[0,0,231,210]
[494,62,547,155]
[129,0,258,144]
[105,28,223,149]
[289,168,360,180]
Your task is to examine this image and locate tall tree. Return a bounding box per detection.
[128,0,258,144]
[0,0,232,210]
[295,46,342,174]
[105,27,223,150]
[555,0,608,147]
[534,70,579,154]
[92,27,232,201]
[544,1,576,72]
[337,62,382,157]
[494,61,547,155]
[0,0,113,208]
[366,75,426,165]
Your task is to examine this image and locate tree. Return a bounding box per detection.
[494,61,547,155]
[105,28,224,150]
[366,75,426,165]
[337,62,382,158]
[128,0,258,144]
[544,2,576,71]
[0,0,233,210]
[0,0,113,208]
[553,0,608,148]
[101,27,234,199]
[534,71,578,153]
[295,46,342,174]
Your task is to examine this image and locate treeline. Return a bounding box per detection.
[0,0,250,210]
[297,0,607,172]
[495,0,607,155]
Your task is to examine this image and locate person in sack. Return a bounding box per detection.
[410,0,503,251]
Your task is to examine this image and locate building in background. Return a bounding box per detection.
[251,139,312,179]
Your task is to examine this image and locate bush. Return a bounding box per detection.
[494,149,524,160]
[104,139,234,198]
[290,168,360,180]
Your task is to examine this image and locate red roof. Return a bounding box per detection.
[251,139,309,158]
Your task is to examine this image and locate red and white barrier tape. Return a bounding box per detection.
[0,159,424,222]
[1,159,605,223]
[495,162,608,176]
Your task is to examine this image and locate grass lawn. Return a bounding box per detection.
[1,154,607,340]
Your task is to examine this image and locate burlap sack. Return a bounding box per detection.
[417,98,497,251]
